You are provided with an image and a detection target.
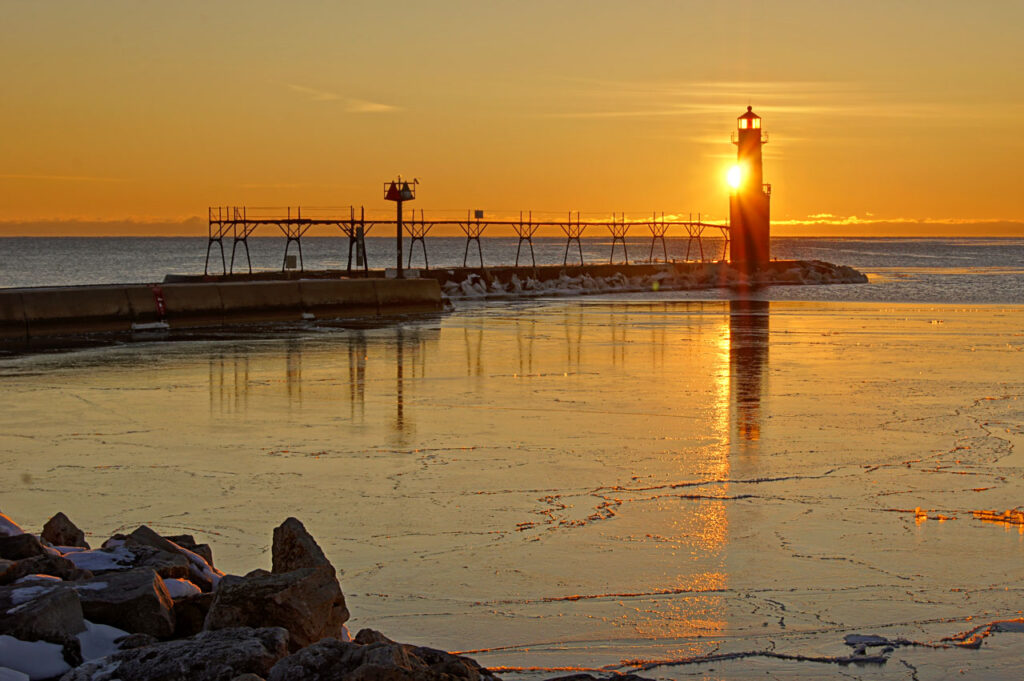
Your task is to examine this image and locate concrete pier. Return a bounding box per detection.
[0,278,442,350]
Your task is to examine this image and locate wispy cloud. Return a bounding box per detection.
[777,215,1024,226]
[287,84,400,113]
[287,84,342,102]
[538,79,973,122]
[0,174,129,183]
[237,182,305,190]
[345,98,399,113]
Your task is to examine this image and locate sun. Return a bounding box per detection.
[727,165,742,190]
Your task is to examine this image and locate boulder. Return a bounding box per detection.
[0,582,84,666]
[205,567,349,651]
[546,676,653,681]
[61,627,290,681]
[354,629,395,645]
[124,525,186,556]
[0,534,48,561]
[116,632,158,650]
[166,534,215,567]
[0,511,23,537]
[74,568,175,639]
[174,592,216,639]
[0,558,14,582]
[231,676,267,681]
[129,545,192,581]
[41,513,89,549]
[267,636,498,681]
[0,553,93,584]
[121,526,221,591]
[272,518,331,574]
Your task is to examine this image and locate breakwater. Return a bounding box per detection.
[0,260,866,351]
[168,259,867,297]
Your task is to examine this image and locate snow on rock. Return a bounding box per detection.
[76,620,129,662]
[0,667,30,681]
[12,575,61,585]
[441,261,867,301]
[0,635,71,680]
[123,527,224,591]
[72,582,107,591]
[8,585,53,606]
[63,546,136,573]
[0,514,23,539]
[163,578,201,599]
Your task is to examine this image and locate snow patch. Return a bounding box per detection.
[77,620,129,662]
[0,636,71,680]
[0,667,30,681]
[54,546,88,554]
[64,546,136,572]
[73,582,108,592]
[12,575,61,584]
[8,586,51,606]
[163,578,201,599]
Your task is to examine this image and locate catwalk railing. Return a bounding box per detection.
[205,206,730,275]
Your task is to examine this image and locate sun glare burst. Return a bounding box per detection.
[727,165,742,189]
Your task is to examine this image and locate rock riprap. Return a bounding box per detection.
[0,511,507,681]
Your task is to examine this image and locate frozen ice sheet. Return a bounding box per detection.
[2,299,1024,678]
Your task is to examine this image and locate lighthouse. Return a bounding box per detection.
[728,106,771,270]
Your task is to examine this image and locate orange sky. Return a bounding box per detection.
[2,1,1022,236]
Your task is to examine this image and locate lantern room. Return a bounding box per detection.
[738,106,761,130]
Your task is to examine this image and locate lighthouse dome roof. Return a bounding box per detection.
[738,105,760,121]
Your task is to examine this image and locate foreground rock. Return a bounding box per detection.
[61,626,290,681]
[0,510,24,537]
[272,517,332,573]
[0,533,51,561]
[174,592,215,638]
[117,525,222,591]
[66,541,191,581]
[0,581,85,666]
[205,567,347,651]
[165,534,215,567]
[0,553,92,585]
[268,630,498,681]
[41,513,89,549]
[0,511,503,681]
[205,518,348,651]
[75,568,176,638]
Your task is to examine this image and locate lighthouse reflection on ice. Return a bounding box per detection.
[728,299,769,449]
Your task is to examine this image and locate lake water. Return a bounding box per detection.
[2,236,1024,304]
[2,238,1024,678]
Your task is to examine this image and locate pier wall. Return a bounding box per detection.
[0,278,442,349]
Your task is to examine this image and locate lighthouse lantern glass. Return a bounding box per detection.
[752,119,760,129]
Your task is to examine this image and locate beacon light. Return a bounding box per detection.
[727,165,742,190]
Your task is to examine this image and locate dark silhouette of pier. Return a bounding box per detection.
[204,206,730,276]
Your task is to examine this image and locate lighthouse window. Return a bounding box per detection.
[752,118,760,129]
[739,119,748,129]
